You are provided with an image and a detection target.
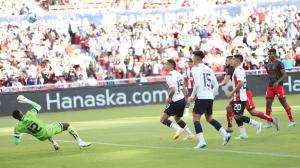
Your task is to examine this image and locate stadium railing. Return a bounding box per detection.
[2,67,300,93]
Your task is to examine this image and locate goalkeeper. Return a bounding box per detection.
[12,95,91,150]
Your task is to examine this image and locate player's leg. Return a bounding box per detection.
[160,109,183,140]
[233,101,262,140]
[60,123,91,148]
[48,137,59,151]
[245,90,273,122]
[225,100,234,133]
[248,109,279,131]
[193,99,207,148]
[276,86,296,127]
[265,86,275,128]
[204,100,231,145]
[278,98,296,127]
[174,98,194,140]
[193,112,206,148]
[174,116,194,139]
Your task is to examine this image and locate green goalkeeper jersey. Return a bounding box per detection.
[14,102,51,141]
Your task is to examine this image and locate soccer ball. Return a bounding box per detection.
[26,12,37,23]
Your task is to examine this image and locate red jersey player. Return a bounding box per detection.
[264,48,296,128]
[219,56,235,133]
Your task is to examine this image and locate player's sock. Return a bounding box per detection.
[218,127,228,138]
[194,121,203,134]
[177,120,187,128]
[226,110,233,128]
[238,126,247,136]
[196,132,205,144]
[183,125,193,137]
[284,105,295,122]
[177,120,192,136]
[266,108,272,123]
[248,119,260,127]
[170,123,181,132]
[67,126,82,143]
[209,119,222,131]
[257,111,273,122]
[162,119,172,127]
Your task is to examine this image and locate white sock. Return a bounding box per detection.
[249,119,260,127]
[183,126,193,136]
[238,126,247,136]
[196,133,206,144]
[170,123,181,132]
[218,127,228,137]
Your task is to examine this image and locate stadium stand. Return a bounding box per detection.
[0,0,300,92]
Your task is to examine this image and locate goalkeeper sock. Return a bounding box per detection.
[68,126,82,143]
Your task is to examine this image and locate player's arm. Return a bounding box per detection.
[274,62,287,86]
[13,128,22,145]
[231,80,243,97]
[166,76,176,104]
[17,95,42,113]
[219,75,230,86]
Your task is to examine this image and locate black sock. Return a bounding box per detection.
[177,120,187,128]
[209,119,222,131]
[235,117,244,127]
[194,121,203,134]
[240,115,251,123]
[162,119,172,127]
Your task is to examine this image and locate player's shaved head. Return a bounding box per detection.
[12,110,23,121]
[226,56,233,59]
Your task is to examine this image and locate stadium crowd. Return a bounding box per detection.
[0,2,300,91]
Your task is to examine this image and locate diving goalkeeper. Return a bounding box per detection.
[12,95,91,150]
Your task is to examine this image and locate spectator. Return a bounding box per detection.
[86,73,98,86]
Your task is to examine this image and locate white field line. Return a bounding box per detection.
[56,139,300,159]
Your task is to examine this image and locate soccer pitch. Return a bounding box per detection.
[0,94,300,168]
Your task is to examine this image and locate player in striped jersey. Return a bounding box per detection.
[183,58,194,117]
[231,54,262,140]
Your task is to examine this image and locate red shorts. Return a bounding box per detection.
[246,89,255,111]
[266,86,286,99]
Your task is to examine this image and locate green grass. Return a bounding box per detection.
[0,94,300,168]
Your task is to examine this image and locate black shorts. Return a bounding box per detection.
[232,101,246,115]
[165,98,186,117]
[193,99,213,115]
